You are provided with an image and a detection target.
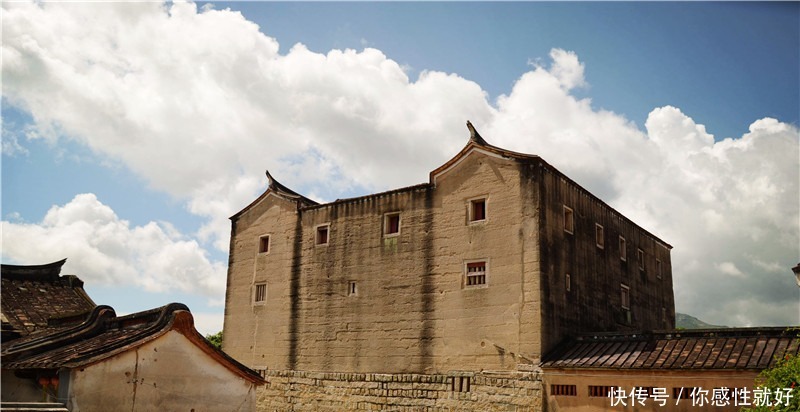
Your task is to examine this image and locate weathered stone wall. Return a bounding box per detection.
[223,141,674,376]
[225,150,542,374]
[256,369,542,412]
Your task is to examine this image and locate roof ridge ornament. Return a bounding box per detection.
[265,170,279,191]
[466,120,488,146]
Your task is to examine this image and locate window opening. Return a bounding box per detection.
[563,206,574,234]
[465,261,487,287]
[384,213,400,236]
[470,199,486,222]
[551,385,577,396]
[316,225,329,245]
[637,248,645,270]
[619,236,627,261]
[254,283,266,304]
[259,235,270,253]
[596,224,604,248]
[589,385,614,397]
[621,284,630,310]
[451,376,471,393]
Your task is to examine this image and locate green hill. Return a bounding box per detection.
[675,313,727,329]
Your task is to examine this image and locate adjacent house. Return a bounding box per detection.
[541,327,799,411]
[1,259,264,412]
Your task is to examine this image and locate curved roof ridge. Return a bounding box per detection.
[1,305,116,359]
[265,170,318,206]
[0,258,68,281]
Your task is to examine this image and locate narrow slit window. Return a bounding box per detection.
[565,273,571,292]
[656,259,662,279]
[254,283,267,304]
[595,224,604,249]
[259,235,270,253]
[348,281,357,296]
[384,213,400,236]
[316,225,329,246]
[637,248,645,270]
[619,236,627,261]
[621,284,630,310]
[563,206,574,234]
[470,198,486,222]
[465,261,487,287]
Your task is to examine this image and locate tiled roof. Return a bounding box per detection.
[541,327,800,371]
[1,259,95,336]
[2,303,264,384]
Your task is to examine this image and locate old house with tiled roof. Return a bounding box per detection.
[541,327,799,411]
[1,259,264,412]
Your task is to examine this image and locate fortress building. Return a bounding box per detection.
[222,122,674,375]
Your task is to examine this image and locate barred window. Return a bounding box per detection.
[465,261,487,287]
[254,283,267,304]
[589,385,614,397]
[551,384,577,396]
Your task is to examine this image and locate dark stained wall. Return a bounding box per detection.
[536,162,675,354]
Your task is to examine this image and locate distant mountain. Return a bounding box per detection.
[675,313,727,329]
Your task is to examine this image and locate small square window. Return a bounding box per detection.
[259,235,270,254]
[620,284,630,310]
[348,281,357,296]
[656,259,662,279]
[565,273,571,292]
[563,206,574,234]
[619,236,627,261]
[465,261,487,287]
[316,224,329,246]
[384,213,400,236]
[254,283,267,304]
[637,248,645,270]
[595,224,604,249]
[469,198,486,222]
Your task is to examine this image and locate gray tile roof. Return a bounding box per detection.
[541,328,800,371]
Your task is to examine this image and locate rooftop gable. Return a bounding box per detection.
[231,170,319,221]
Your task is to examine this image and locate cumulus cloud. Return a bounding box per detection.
[1,194,226,299]
[2,1,798,327]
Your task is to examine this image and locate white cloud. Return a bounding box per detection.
[1,194,226,300]
[2,1,798,327]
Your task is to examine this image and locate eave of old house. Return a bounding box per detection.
[1,259,96,336]
[541,327,800,371]
[2,303,264,384]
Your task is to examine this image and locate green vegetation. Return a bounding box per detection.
[205,330,223,350]
[741,350,799,412]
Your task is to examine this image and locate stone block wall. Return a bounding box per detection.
[256,369,542,411]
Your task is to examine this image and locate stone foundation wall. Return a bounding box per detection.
[256,369,542,411]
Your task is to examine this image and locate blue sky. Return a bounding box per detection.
[2,1,798,334]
